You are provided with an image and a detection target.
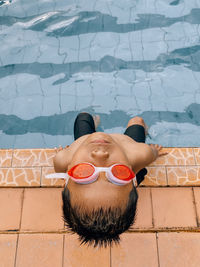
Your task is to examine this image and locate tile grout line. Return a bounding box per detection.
[165,166,169,186]
[13,187,24,267]
[40,167,42,187]
[19,188,25,231]
[14,233,19,267]
[192,148,197,165]
[2,227,200,235]
[192,187,199,227]
[0,166,54,169]
[11,149,14,167]
[62,234,65,267]
[150,188,155,228]
[155,232,161,267]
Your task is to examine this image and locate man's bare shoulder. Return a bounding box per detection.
[109,133,150,151]
[53,134,90,172]
[109,133,153,173]
[109,133,137,143]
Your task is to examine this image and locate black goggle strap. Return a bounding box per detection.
[135,168,147,186]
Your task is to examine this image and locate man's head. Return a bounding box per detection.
[62,132,139,247]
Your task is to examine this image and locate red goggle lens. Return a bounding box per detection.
[111,165,133,180]
[68,163,133,181]
[68,163,94,179]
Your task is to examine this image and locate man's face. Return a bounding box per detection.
[67,132,134,210]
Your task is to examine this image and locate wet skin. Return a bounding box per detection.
[66,132,134,210]
[54,131,165,210]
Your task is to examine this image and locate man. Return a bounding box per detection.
[48,112,167,247]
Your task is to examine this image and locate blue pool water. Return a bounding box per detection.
[1,0,200,148]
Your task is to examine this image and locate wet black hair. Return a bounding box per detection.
[61,185,138,248]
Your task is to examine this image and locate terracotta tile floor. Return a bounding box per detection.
[0,148,200,266]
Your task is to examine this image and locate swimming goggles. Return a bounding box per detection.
[45,162,137,187]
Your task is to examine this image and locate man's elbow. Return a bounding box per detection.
[53,154,66,173]
[141,144,157,167]
[53,156,60,172]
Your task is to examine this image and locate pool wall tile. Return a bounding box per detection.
[130,188,153,229]
[158,233,200,267]
[16,234,63,267]
[20,188,64,231]
[0,188,24,231]
[41,167,65,187]
[0,235,18,267]
[151,188,197,228]
[111,233,158,267]
[149,148,196,166]
[0,168,41,187]
[141,167,167,186]
[63,234,110,267]
[12,149,56,167]
[1,148,200,187]
[167,166,200,186]
[193,148,200,165]
[0,150,13,167]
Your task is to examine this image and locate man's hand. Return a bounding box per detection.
[54,145,69,153]
[149,144,168,160]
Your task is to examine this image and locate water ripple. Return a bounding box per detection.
[0,45,199,84]
[1,1,200,147]
[0,103,199,135]
[1,8,200,36]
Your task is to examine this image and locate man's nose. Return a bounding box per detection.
[91,150,109,159]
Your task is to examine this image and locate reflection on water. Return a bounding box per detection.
[1,45,200,85]
[0,0,200,148]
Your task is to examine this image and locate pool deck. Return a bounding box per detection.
[1,147,200,266]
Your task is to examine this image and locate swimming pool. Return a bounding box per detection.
[0,0,200,148]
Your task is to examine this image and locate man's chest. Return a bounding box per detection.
[109,134,141,166]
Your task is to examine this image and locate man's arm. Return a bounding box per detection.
[133,143,167,173]
[53,149,69,173]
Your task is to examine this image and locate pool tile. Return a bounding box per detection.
[0,188,23,231]
[16,234,63,267]
[63,233,110,267]
[20,188,64,231]
[151,188,197,228]
[193,188,200,226]
[158,232,200,267]
[111,233,158,267]
[0,149,13,167]
[149,148,195,166]
[141,167,167,186]
[41,167,65,187]
[167,166,200,186]
[0,168,41,186]
[12,149,55,167]
[193,148,200,165]
[131,188,153,229]
[0,234,18,267]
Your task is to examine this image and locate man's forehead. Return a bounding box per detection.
[68,179,132,209]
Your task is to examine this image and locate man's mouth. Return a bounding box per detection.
[91,139,110,144]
